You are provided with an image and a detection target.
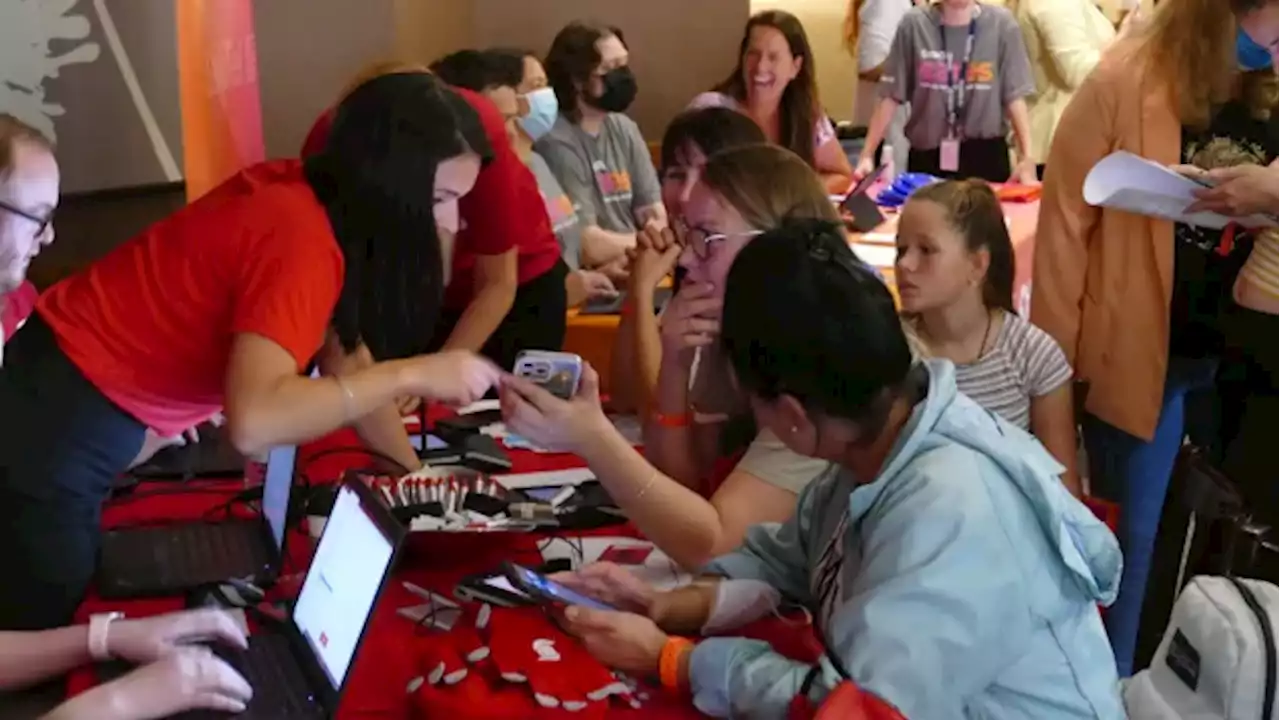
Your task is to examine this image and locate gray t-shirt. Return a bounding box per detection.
[534,113,662,234]
[880,4,1034,150]
[526,151,583,270]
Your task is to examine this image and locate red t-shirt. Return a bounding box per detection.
[301,87,561,310]
[38,160,344,436]
[1,280,37,341]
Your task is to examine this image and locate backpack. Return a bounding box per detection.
[1125,575,1278,720]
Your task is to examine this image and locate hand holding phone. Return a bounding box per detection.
[503,562,618,611]
[512,351,583,400]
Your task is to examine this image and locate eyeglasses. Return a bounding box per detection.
[683,227,762,259]
[0,199,53,238]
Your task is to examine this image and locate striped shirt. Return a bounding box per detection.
[917,311,1072,430]
[1238,229,1278,300]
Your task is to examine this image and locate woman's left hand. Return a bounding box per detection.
[1009,158,1039,186]
[499,362,611,453]
[560,606,669,677]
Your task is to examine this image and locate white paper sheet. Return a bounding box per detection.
[1083,151,1276,229]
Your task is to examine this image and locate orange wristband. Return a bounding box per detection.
[652,410,692,428]
[659,636,694,692]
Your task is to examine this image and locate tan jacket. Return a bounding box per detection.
[1031,39,1179,441]
[1014,0,1116,163]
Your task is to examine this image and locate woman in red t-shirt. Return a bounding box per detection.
[0,73,501,631]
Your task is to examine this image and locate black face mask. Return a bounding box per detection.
[586,66,638,113]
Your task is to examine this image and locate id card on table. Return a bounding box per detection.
[940,138,961,173]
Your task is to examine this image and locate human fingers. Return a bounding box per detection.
[175,609,249,650]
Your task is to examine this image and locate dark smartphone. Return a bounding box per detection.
[454,571,535,607]
[501,562,617,611]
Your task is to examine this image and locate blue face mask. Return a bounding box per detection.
[518,87,559,142]
[1237,27,1273,71]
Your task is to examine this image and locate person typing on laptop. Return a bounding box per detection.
[0,608,253,719]
[0,73,502,632]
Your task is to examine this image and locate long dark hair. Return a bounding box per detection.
[304,73,491,360]
[544,21,623,123]
[714,10,821,167]
[908,179,1015,312]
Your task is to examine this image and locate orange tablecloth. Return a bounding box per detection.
[563,200,1041,391]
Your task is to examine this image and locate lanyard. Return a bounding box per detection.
[941,10,978,139]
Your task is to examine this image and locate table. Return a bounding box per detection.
[562,200,1041,392]
[66,423,707,719]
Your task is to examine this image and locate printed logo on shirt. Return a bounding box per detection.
[543,192,578,235]
[916,50,994,91]
[591,159,633,206]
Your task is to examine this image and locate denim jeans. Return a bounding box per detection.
[1081,356,1219,677]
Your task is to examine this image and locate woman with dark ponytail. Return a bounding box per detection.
[0,72,501,631]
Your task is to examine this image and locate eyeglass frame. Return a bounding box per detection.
[0,198,54,238]
[682,226,763,259]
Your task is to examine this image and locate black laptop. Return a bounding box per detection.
[131,424,247,480]
[97,444,299,598]
[178,477,405,718]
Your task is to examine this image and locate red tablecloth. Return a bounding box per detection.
[67,417,707,719]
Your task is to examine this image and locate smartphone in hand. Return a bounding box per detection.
[512,351,583,400]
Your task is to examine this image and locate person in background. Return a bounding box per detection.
[1007,0,1123,179]
[538,22,665,277]
[500,47,618,307]
[691,10,854,193]
[608,108,767,416]
[543,220,1124,719]
[302,62,543,377]
[843,0,915,174]
[854,0,1039,184]
[0,74,500,631]
[1032,0,1277,675]
[0,115,54,353]
[431,51,614,319]
[501,145,846,571]
[10,609,252,718]
[896,179,1080,495]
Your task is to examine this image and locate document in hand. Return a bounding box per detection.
[1083,151,1276,229]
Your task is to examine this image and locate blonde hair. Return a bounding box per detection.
[339,60,431,101]
[699,144,841,229]
[0,114,53,183]
[1137,0,1276,128]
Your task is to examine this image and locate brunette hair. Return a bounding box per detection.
[0,114,53,183]
[699,144,841,228]
[658,107,767,174]
[544,21,624,122]
[431,49,525,92]
[1138,0,1275,128]
[906,179,1014,312]
[304,73,492,360]
[339,60,431,100]
[714,10,822,166]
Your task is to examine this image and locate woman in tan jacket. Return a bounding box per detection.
[1032,0,1277,676]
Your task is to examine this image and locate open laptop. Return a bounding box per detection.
[130,424,248,480]
[96,444,299,598]
[180,477,404,719]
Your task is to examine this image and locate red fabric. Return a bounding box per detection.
[788,682,908,720]
[300,87,561,311]
[483,606,622,705]
[1,280,37,341]
[36,161,342,435]
[67,414,706,718]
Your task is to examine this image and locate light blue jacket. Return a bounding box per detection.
[691,360,1125,719]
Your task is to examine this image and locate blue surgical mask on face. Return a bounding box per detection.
[518,87,559,142]
[1237,26,1273,71]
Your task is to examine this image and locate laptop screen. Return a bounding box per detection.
[262,445,298,551]
[292,483,395,690]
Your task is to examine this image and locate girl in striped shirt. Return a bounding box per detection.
[896,179,1081,495]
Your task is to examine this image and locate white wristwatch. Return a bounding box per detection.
[88,611,124,661]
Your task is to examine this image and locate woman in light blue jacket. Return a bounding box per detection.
[514,218,1125,718]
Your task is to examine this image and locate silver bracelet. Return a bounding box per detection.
[634,470,660,500]
[333,375,356,422]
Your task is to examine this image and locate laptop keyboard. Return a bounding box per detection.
[101,522,272,594]
[178,634,322,719]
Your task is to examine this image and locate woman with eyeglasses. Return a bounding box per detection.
[500,144,860,570]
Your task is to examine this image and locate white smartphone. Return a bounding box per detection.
[513,350,583,400]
